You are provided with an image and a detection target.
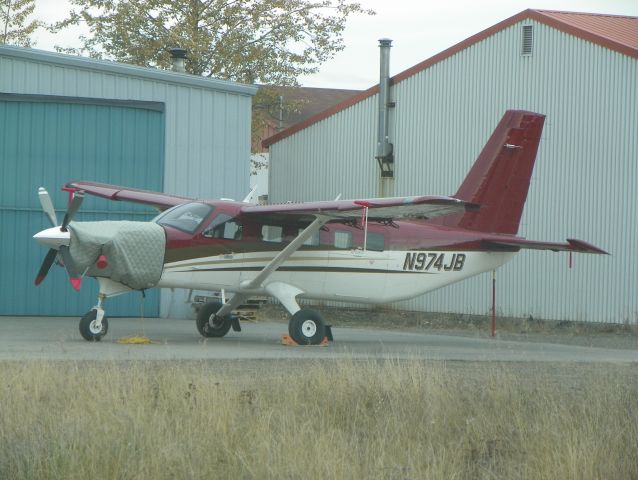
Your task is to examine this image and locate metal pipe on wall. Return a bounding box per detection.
[376,38,393,173]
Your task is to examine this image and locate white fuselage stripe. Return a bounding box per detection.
[157,250,516,304]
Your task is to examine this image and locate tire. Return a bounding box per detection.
[288,309,326,345]
[79,309,109,342]
[196,301,232,338]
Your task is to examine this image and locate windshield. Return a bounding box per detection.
[154,202,213,234]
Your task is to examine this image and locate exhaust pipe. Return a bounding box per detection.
[376,38,394,177]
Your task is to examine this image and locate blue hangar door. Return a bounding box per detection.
[0,94,165,316]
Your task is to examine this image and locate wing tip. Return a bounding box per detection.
[566,238,609,255]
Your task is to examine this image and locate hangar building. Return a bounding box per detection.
[0,45,256,318]
[264,10,637,324]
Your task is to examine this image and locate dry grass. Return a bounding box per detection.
[1,360,637,479]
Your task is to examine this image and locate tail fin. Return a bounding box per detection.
[435,110,545,235]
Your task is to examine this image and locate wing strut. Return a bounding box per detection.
[247,215,328,290]
[215,293,249,319]
[216,216,329,318]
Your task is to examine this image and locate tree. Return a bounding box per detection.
[52,0,373,150]
[1,0,39,46]
[52,0,373,85]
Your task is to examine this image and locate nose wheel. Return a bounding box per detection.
[79,308,109,341]
[79,293,108,341]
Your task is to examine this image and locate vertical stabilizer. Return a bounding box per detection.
[436,110,545,234]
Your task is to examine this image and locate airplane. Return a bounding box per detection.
[32,110,607,344]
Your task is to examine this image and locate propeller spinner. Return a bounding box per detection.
[33,188,84,291]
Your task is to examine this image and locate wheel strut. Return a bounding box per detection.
[92,293,107,330]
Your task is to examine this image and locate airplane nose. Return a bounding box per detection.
[33,227,71,249]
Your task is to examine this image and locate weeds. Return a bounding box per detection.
[0,360,636,479]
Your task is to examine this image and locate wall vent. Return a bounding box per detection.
[521,25,533,55]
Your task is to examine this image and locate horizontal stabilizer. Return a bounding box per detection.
[483,238,608,254]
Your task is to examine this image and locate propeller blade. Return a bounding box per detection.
[59,246,82,291]
[38,187,58,227]
[61,191,84,231]
[35,249,58,286]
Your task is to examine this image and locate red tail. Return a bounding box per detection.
[435,110,545,235]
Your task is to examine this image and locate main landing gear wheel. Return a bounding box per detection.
[289,309,326,345]
[79,309,109,342]
[196,301,233,338]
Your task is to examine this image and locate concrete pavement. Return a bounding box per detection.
[0,316,636,363]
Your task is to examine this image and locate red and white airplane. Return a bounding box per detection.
[33,110,606,344]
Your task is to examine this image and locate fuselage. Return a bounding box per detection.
[155,201,519,303]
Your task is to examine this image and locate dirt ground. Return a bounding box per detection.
[253,304,638,350]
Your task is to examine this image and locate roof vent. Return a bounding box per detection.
[169,48,187,72]
[521,25,533,56]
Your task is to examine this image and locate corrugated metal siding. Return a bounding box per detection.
[0,99,164,316]
[269,20,637,323]
[0,55,252,201]
[0,48,254,319]
[269,94,379,202]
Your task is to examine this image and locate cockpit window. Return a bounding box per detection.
[154,202,213,233]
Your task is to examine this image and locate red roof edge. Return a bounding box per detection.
[531,10,638,61]
[263,8,637,148]
[391,9,534,84]
[262,9,533,148]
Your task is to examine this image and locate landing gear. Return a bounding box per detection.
[79,309,109,341]
[288,309,326,345]
[265,282,332,345]
[78,282,127,342]
[196,301,233,338]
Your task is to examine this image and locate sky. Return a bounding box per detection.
[30,0,638,90]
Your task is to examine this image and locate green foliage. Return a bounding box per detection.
[50,0,373,151]
[51,0,374,85]
[0,0,39,46]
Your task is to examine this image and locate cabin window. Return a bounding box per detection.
[366,232,385,252]
[299,228,320,246]
[262,225,283,243]
[203,213,242,240]
[155,202,213,234]
[334,230,352,249]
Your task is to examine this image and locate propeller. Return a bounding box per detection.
[33,187,84,290]
[38,187,58,227]
[61,191,84,231]
[35,248,58,286]
[58,245,82,291]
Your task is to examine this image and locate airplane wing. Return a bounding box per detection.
[483,238,608,254]
[65,181,193,211]
[240,195,479,223]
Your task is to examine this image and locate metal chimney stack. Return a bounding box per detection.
[169,48,187,73]
[376,38,394,177]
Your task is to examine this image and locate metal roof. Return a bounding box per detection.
[263,9,638,147]
[0,44,257,96]
[538,10,638,52]
[267,86,361,128]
